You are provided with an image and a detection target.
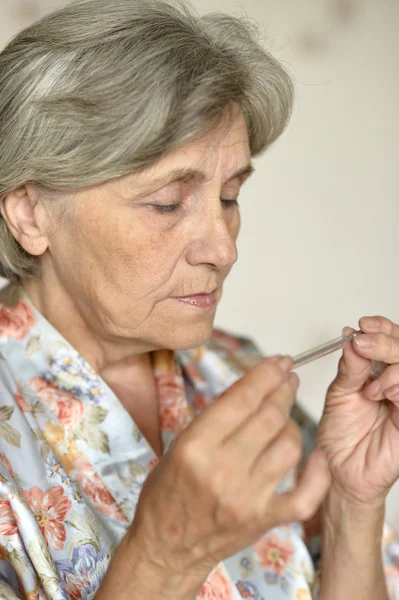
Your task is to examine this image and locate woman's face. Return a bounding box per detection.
[41,113,252,352]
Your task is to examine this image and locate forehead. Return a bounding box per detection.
[183,113,250,174]
[120,113,251,195]
[179,112,250,160]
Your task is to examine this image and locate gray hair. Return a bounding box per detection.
[0,0,293,282]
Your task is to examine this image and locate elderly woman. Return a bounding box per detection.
[0,0,399,599]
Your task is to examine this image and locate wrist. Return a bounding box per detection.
[320,485,388,600]
[322,484,385,556]
[97,529,209,600]
[325,482,385,522]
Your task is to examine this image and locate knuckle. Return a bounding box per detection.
[242,383,263,411]
[374,332,390,350]
[261,359,285,385]
[281,424,302,463]
[276,379,291,396]
[227,380,261,414]
[376,315,389,326]
[174,438,199,471]
[292,496,317,521]
[263,357,283,373]
[261,403,286,431]
[208,467,231,498]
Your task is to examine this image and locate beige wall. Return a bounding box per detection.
[1,0,398,524]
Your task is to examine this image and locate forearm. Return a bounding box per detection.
[95,530,207,600]
[320,486,389,600]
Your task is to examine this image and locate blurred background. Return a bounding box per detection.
[0,0,398,524]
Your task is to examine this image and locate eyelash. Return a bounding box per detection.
[150,199,239,214]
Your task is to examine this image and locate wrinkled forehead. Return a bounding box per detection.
[118,113,252,196]
[183,113,251,176]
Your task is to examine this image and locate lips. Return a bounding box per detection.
[176,289,217,298]
[173,290,217,310]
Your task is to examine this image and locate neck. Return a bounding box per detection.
[22,274,151,373]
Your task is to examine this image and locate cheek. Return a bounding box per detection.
[99,218,186,294]
[61,199,187,293]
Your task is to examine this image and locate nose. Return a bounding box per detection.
[185,203,238,271]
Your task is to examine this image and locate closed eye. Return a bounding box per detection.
[149,203,181,213]
[149,199,238,214]
[221,199,239,208]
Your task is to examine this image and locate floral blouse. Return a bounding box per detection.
[0,284,398,600]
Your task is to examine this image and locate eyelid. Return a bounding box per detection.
[148,203,181,213]
[221,199,239,207]
[146,191,241,214]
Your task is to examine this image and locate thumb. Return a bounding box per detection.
[270,450,331,525]
[330,327,372,394]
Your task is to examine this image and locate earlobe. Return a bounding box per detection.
[1,187,49,256]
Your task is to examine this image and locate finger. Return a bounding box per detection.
[223,374,299,467]
[259,371,299,417]
[253,419,302,480]
[362,364,399,401]
[268,450,331,525]
[385,383,399,402]
[331,326,371,394]
[387,402,399,431]
[359,316,399,340]
[195,355,293,438]
[352,331,399,365]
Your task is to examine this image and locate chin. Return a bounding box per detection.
[160,318,216,351]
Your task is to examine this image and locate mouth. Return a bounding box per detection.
[176,289,217,298]
[172,289,218,310]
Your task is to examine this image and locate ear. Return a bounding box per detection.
[0,186,49,256]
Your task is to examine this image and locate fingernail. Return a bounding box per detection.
[360,317,380,329]
[366,379,380,397]
[277,356,292,372]
[342,326,353,337]
[354,335,375,349]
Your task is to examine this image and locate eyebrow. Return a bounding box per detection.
[158,163,255,185]
[129,163,255,200]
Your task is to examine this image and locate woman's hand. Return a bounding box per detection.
[318,316,399,506]
[129,357,330,586]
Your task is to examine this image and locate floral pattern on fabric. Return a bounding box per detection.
[43,347,106,405]
[0,298,36,340]
[56,544,110,600]
[254,534,295,576]
[236,580,263,599]
[0,497,18,536]
[382,524,399,598]
[21,486,71,551]
[0,283,398,599]
[28,378,84,429]
[197,564,235,600]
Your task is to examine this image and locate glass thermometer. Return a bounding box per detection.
[292,330,362,369]
[291,330,386,379]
